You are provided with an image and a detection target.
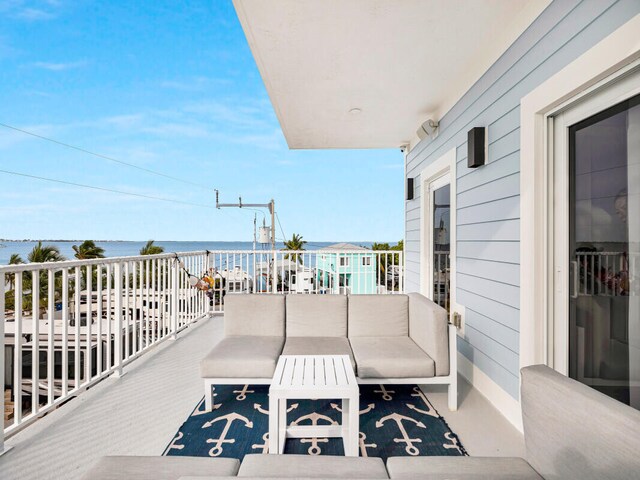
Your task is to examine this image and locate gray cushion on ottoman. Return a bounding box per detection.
[282,336,356,371]
[79,456,239,480]
[286,295,348,337]
[386,456,542,479]
[350,336,434,378]
[238,454,389,478]
[200,336,284,378]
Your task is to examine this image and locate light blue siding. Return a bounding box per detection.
[404,0,640,399]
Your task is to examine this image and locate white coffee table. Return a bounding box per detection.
[268,355,359,456]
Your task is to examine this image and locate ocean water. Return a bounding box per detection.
[0,240,376,265]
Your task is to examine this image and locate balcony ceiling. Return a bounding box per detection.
[233,0,550,149]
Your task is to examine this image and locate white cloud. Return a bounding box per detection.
[32,60,85,71]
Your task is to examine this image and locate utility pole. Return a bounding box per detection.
[215,191,276,250]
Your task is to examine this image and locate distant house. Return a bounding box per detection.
[315,243,377,294]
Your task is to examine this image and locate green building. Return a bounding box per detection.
[315,243,377,294]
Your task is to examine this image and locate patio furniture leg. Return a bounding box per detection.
[448,381,457,411]
[204,382,213,412]
[348,395,359,457]
[342,397,349,454]
[268,393,278,454]
[278,398,287,454]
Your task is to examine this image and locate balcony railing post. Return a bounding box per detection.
[0,273,12,456]
[272,251,278,294]
[171,257,178,339]
[113,262,124,377]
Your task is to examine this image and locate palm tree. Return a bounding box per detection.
[282,233,306,264]
[7,253,24,290]
[140,240,164,256]
[28,241,65,263]
[72,240,105,259]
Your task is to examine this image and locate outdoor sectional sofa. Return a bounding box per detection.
[80,365,640,479]
[199,293,457,412]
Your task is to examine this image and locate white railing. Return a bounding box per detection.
[1,248,403,449]
[574,251,638,297]
[203,249,403,312]
[1,251,210,446]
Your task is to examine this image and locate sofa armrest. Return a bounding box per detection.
[408,292,450,376]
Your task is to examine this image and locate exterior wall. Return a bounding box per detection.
[405,0,640,400]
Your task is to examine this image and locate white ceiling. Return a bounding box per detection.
[233,0,550,149]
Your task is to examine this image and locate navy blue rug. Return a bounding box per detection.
[164,384,466,461]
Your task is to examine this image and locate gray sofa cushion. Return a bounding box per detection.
[348,294,409,337]
[200,336,284,378]
[350,337,435,378]
[79,456,239,480]
[283,336,356,371]
[286,295,348,337]
[238,454,388,478]
[224,294,285,336]
[408,292,450,376]
[386,456,542,479]
[521,365,640,480]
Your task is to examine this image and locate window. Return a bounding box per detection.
[339,257,349,267]
[362,257,371,266]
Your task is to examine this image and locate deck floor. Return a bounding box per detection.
[0,316,523,479]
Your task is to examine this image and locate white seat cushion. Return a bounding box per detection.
[238,454,389,478]
[350,336,435,378]
[200,336,284,378]
[386,456,542,479]
[79,456,240,480]
[283,336,356,371]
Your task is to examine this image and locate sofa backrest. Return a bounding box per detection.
[224,294,285,337]
[521,365,640,480]
[347,294,409,337]
[286,295,347,337]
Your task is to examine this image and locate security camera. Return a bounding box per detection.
[416,119,439,140]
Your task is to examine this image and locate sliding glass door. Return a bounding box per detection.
[555,85,640,409]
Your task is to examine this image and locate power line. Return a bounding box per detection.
[0,168,216,209]
[275,211,286,240]
[0,122,213,191]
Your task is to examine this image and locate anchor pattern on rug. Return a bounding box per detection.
[164,384,467,461]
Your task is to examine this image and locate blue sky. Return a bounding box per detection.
[0,1,403,242]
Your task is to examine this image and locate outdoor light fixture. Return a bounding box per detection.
[416,119,439,140]
[406,177,414,200]
[467,127,486,168]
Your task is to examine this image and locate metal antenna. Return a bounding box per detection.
[215,191,276,250]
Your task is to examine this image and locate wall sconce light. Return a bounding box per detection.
[406,177,414,200]
[467,127,486,168]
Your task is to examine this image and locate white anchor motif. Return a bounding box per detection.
[443,432,463,454]
[406,387,439,418]
[330,402,375,415]
[374,385,395,401]
[376,412,426,455]
[203,412,254,457]
[166,431,184,452]
[252,432,269,453]
[359,431,377,457]
[292,412,338,455]
[233,385,255,401]
[253,402,299,416]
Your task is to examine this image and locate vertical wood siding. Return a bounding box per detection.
[404,0,640,399]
